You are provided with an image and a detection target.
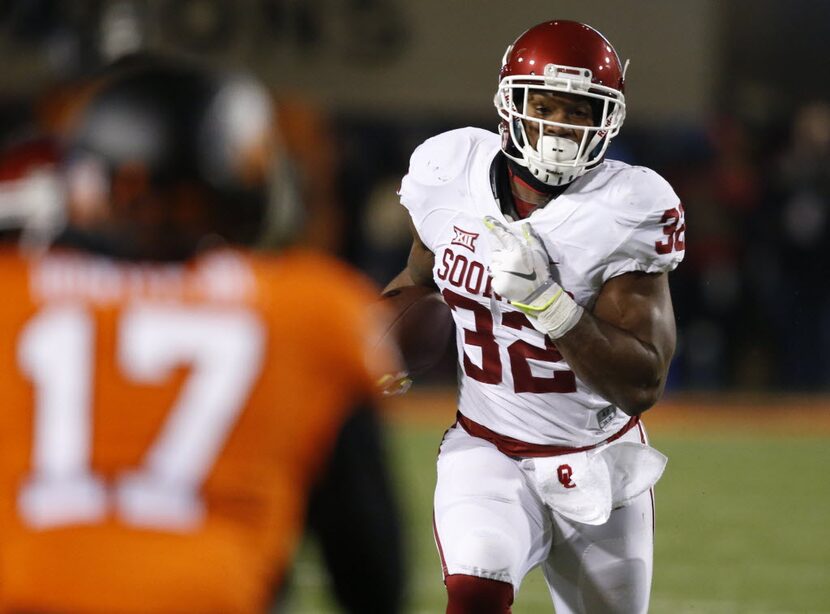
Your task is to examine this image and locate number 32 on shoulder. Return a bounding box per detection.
[655,203,686,255]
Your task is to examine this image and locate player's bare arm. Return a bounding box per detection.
[554,271,676,415]
[384,221,435,292]
[486,216,679,416]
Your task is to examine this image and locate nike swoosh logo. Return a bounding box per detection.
[504,269,537,281]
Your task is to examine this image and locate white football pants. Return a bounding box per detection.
[433,421,655,614]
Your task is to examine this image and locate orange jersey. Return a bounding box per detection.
[0,246,398,614]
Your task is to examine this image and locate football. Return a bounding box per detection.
[379,285,454,376]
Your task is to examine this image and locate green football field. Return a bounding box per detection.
[283,399,830,613]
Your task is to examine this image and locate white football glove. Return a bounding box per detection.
[484,216,583,339]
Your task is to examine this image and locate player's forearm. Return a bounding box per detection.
[554,310,668,415]
[379,217,437,293]
[384,240,436,293]
[383,268,415,293]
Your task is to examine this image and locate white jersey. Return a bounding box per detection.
[400,127,685,446]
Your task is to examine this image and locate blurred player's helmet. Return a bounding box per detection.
[494,20,627,187]
[62,57,279,260]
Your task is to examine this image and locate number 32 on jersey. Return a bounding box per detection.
[442,289,577,394]
[17,304,264,531]
[655,203,686,254]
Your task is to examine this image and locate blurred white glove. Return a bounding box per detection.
[484,216,583,339]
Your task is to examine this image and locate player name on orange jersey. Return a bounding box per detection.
[29,251,257,304]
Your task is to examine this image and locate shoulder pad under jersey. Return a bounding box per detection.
[601,163,686,280]
[407,127,496,187]
[400,128,498,252]
[612,165,679,224]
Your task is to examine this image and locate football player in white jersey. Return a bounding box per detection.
[385,20,686,614]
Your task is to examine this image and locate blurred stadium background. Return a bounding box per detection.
[0,0,827,612]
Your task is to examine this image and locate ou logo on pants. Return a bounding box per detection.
[557,464,576,489]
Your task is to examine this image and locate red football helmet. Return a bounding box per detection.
[494,20,627,186]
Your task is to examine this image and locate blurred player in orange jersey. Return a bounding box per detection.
[0,58,405,613]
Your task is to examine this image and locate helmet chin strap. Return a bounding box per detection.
[506,158,569,196]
